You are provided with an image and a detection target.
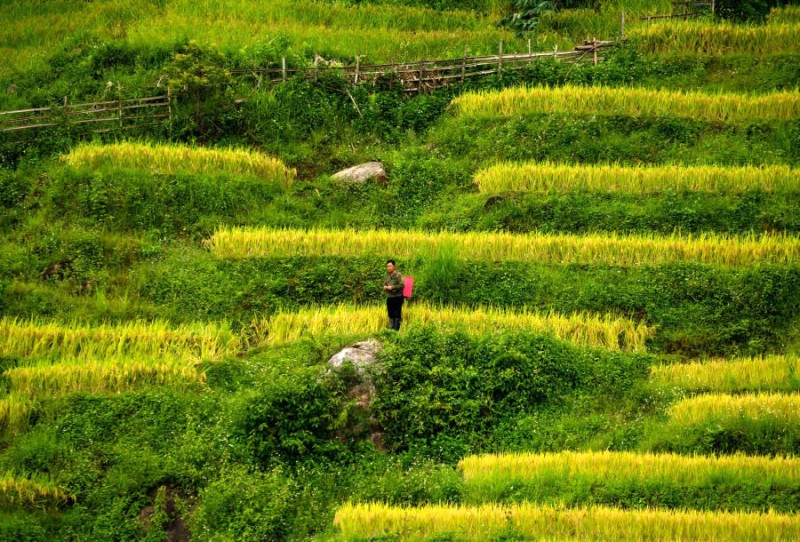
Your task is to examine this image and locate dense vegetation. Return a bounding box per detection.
[1,0,799,540]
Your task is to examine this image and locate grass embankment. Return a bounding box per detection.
[646,393,800,455]
[256,303,652,351]
[458,450,800,511]
[207,227,800,267]
[334,502,800,541]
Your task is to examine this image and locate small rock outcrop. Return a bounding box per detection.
[327,339,385,450]
[327,339,382,375]
[331,162,386,184]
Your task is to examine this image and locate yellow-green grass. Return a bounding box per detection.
[63,142,296,187]
[124,0,547,65]
[450,85,800,123]
[458,450,800,488]
[632,20,800,54]
[207,227,800,267]
[253,303,652,352]
[0,474,74,510]
[650,355,800,393]
[474,162,800,194]
[0,317,242,362]
[334,502,800,541]
[5,357,204,396]
[667,393,800,427]
[768,5,800,24]
[0,0,538,79]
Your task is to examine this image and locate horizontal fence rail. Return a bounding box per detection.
[1,40,615,133]
[230,40,615,93]
[0,96,170,133]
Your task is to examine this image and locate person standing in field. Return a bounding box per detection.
[383,259,404,331]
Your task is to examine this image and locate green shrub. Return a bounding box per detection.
[190,466,294,542]
[372,327,650,460]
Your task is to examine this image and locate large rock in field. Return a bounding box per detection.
[331,161,386,184]
[327,339,385,450]
[327,339,383,376]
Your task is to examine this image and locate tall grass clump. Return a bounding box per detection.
[207,227,800,267]
[253,303,653,351]
[650,355,800,392]
[767,5,800,24]
[63,142,296,188]
[632,20,800,54]
[450,85,800,123]
[458,451,800,508]
[0,317,243,362]
[334,502,800,541]
[0,474,74,511]
[474,162,800,194]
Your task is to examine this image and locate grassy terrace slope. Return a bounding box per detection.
[2,1,800,540]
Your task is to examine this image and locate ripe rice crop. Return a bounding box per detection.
[650,356,800,393]
[63,142,296,187]
[0,317,242,362]
[458,450,800,489]
[207,227,800,267]
[667,393,800,427]
[450,85,800,123]
[0,474,74,510]
[768,5,800,24]
[474,162,800,194]
[5,357,203,397]
[0,393,35,431]
[334,502,800,541]
[252,303,652,351]
[632,20,800,55]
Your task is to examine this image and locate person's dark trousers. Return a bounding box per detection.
[387,296,404,331]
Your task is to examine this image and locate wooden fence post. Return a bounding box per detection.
[621,10,626,41]
[461,46,467,84]
[418,61,424,93]
[498,40,503,74]
[282,57,287,82]
[167,87,172,125]
[117,81,123,128]
[314,55,319,80]
[355,55,360,85]
[593,36,598,66]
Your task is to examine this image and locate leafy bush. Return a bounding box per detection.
[372,327,650,459]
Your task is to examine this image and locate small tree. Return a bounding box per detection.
[163,42,233,134]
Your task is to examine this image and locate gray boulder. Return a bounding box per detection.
[331,161,386,184]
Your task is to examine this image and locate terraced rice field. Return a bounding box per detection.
[207,227,800,266]
[450,85,800,123]
[255,303,653,351]
[474,163,800,194]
